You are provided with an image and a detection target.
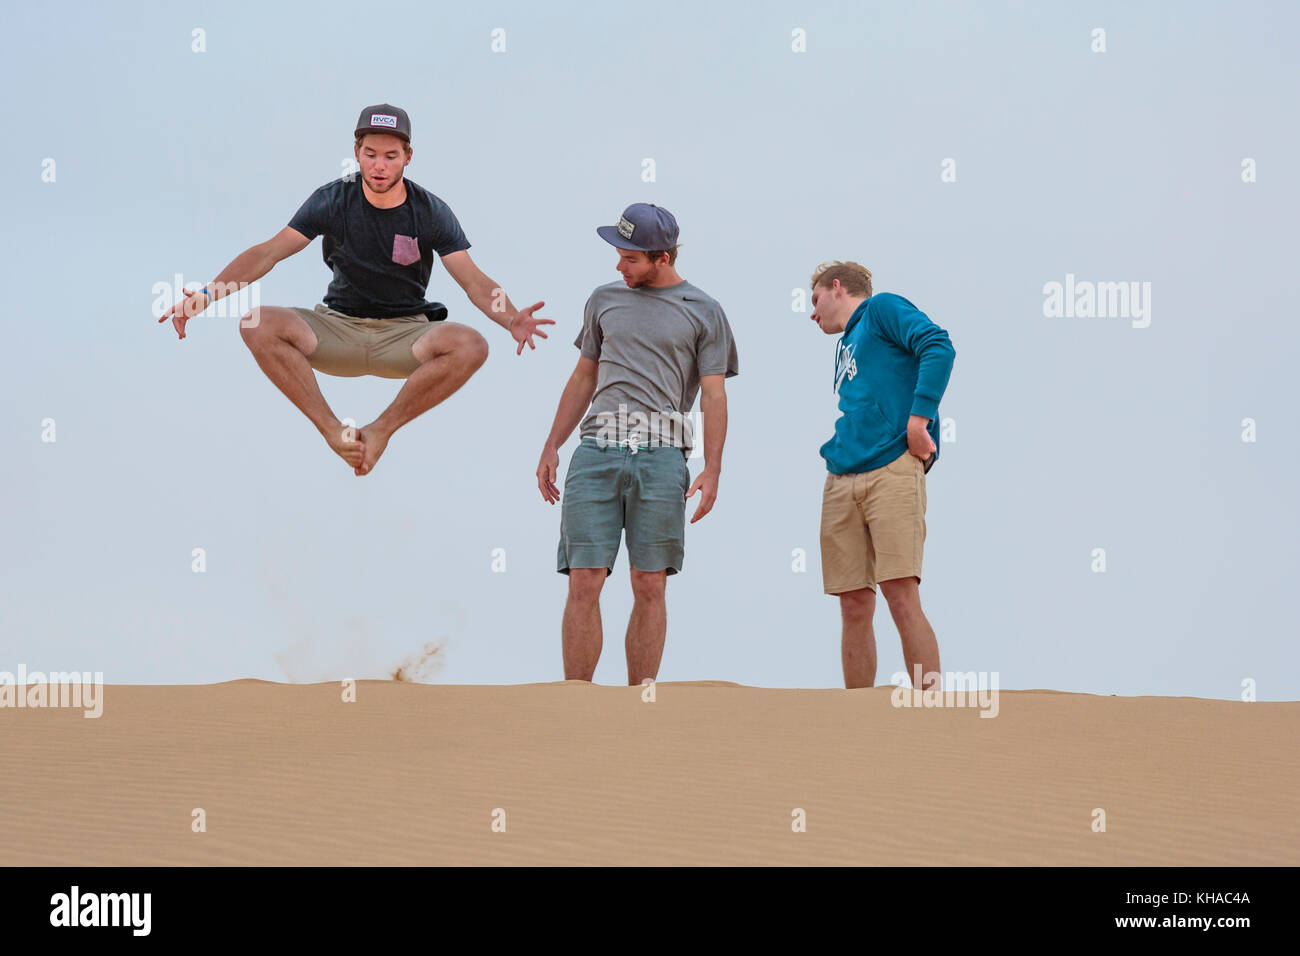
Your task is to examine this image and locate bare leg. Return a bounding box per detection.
[879,576,940,691]
[626,569,667,685]
[839,586,877,688]
[356,322,489,476]
[563,568,606,681]
[239,307,363,468]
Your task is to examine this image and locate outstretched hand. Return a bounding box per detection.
[158,288,210,340]
[510,301,555,355]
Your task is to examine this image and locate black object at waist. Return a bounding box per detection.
[327,300,448,321]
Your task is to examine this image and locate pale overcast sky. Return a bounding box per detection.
[2,0,1296,699]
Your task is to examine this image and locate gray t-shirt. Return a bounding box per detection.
[574,279,739,454]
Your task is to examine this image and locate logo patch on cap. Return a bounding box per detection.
[369,113,398,129]
[617,217,635,239]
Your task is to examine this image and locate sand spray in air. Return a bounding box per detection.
[390,640,447,682]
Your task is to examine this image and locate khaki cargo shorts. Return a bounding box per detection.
[290,303,432,379]
[820,448,927,594]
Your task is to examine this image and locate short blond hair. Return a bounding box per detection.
[811,261,873,298]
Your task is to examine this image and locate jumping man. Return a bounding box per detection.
[160,103,553,476]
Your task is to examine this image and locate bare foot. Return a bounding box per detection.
[323,421,365,470]
[355,424,392,476]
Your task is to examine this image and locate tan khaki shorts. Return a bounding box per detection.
[290,303,432,379]
[820,448,927,594]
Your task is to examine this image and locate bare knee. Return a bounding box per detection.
[238,307,272,344]
[417,323,489,369]
[567,568,607,605]
[462,327,489,370]
[839,586,876,622]
[630,569,666,604]
[239,307,314,354]
[878,576,920,612]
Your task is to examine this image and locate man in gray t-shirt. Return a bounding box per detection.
[536,203,739,685]
[573,277,737,456]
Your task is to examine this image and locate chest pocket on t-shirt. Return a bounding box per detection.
[392,234,420,266]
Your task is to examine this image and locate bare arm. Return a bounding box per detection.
[441,249,554,355]
[159,226,311,338]
[537,356,599,503]
[687,374,728,523]
[697,374,728,476]
[441,249,515,329]
[544,356,599,451]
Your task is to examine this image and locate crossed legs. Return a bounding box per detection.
[239,307,488,475]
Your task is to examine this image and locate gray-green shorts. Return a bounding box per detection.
[557,437,690,576]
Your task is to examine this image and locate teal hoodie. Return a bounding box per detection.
[821,293,956,474]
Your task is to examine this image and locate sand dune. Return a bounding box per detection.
[1,680,1295,866]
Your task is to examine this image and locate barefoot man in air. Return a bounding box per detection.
[159,103,552,475]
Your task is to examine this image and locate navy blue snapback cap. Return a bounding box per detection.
[597,203,679,251]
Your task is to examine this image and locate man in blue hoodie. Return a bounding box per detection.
[809,261,955,692]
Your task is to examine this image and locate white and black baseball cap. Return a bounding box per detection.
[355,104,411,143]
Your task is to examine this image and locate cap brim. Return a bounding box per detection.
[355,128,410,142]
[596,225,650,251]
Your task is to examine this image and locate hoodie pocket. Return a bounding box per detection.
[864,399,891,429]
[829,399,897,466]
